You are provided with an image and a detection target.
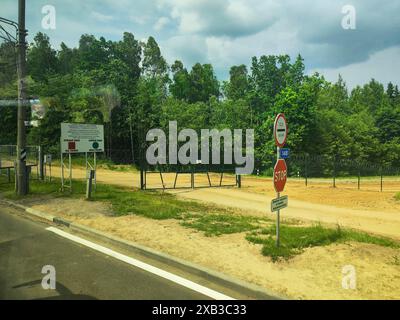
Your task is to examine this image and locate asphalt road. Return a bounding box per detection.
[0,205,212,300]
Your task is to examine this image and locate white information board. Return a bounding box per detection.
[61,123,104,154]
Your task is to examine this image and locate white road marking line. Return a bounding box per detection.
[46,227,235,300]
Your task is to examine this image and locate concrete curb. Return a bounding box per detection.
[1,199,287,300]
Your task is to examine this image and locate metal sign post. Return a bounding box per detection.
[85,152,97,192]
[61,152,72,192]
[44,154,52,182]
[277,146,280,248]
[272,114,288,248]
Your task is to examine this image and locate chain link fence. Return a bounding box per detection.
[0,145,40,183]
[13,146,398,192]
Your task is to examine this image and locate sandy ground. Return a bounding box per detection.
[25,198,400,300]
[48,166,400,240]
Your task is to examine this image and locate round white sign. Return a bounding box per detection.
[274,114,288,147]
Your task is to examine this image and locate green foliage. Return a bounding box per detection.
[223,65,249,100]
[93,185,202,220]
[27,32,58,82]
[0,42,17,86]
[0,30,399,173]
[142,36,168,79]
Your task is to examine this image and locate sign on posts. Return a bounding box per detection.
[279,148,290,159]
[60,123,104,193]
[271,195,288,212]
[274,159,287,193]
[272,113,289,248]
[61,123,104,154]
[273,113,288,148]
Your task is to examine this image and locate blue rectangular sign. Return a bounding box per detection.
[280,148,290,159]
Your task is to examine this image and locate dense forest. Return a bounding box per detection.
[0,32,400,175]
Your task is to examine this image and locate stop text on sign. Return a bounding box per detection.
[274,169,287,182]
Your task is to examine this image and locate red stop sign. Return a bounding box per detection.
[274,159,287,192]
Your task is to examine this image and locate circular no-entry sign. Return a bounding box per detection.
[274,159,287,193]
[274,113,288,148]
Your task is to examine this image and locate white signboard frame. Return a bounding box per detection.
[60,123,104,193]
[61,123,104,154]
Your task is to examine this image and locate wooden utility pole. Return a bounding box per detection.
[16,0,28,195]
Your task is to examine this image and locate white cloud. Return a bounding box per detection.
[154,17,170,31]
[90,11,114,22]
[310,46,400,89]
[130,15,150,25]
[162,0,278,37]
[162,35,208,67]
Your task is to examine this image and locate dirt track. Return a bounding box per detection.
[50,166,400,239]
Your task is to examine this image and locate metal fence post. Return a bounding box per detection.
[14,161,17,192]
[333,159,336,188]
[86,169,94,200]
[26,165,30,194]
[38,146,44,181]
[140,168,144,190]
[236,174,242,188]
[305,155,308,187]
[191,166,195,189]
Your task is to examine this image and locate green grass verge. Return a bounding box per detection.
[0,175,65,200]
[246,224,400,262]
[92,184,208,220]
[395,192,400,201]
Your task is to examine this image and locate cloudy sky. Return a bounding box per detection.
[1,0,400,88]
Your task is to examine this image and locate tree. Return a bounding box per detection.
[27,32,58,82]
[77,34,112,71]
[116,33,142,81]
[57,42,78,75]
[170,60,190,101]
[187,63,220,103]
[0,42,17,86]
[223,65,249,100]
[142,36,168,79]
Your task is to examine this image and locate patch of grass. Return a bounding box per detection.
[92,184,207,220]
[0,175,68,200]
[395,192,400,201]
[181,213,266,236]
[246,224,400,262]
